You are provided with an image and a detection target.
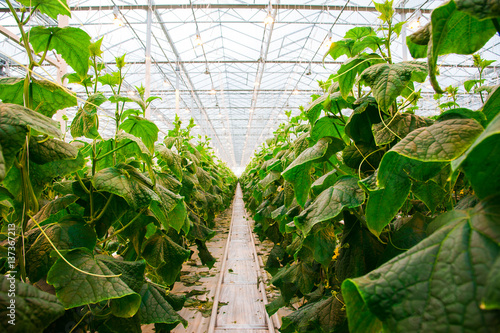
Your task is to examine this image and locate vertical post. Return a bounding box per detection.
[145,0,152,119]
[401,3,408,61]
[56,14,69,134]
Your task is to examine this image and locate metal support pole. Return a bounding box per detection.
[145,0,152,119]
[56,14,68,133]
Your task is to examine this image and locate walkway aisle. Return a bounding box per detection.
[208,184,275,333]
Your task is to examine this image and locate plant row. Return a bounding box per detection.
[241,1,500,332]
[0,1,237,332]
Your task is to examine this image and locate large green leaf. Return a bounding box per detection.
[27,194,78,228]
[150,185,185,231]
[325,39,354,60]
[0,275,65,333]
[337,54,372,99]
[141,231,190,285]
[29,137,78,165]
[305,94,328,124]
[17,0,71,19]
[455,0,500,20]
[0,103,61,178]
[156,145,182,180]
[259,171,281,189]
[26,215,97,282]
[342,143,383,172]
[452,112,500,199]
[280,296,347,333]
[271,261,316,297]
[360,61,427,111]
[47,249,141,317]
[71,93,106,139]
[366,119,483,235]
[119,116,159,152]
[311,116,346,143]
[295,176,365,236]
[344,96,381,144]
[481,85,500,125]
[138,283,187,327]
[92,164,159,210]
[282,138,342,207]
[372,113,431,145]
[0,78,77,118]
[428,0,496,93]
[406,23,430,59]
[343,196,500,332]
[29,26,90,77]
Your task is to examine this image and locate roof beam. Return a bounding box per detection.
[1,4,432,13]
[240,3,278,166]
[153,7,230,163]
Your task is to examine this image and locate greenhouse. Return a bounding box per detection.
[0,0,499,332]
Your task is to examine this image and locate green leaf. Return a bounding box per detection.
[452,112,500,199]
[116,131,151,159]
[305,94,328,124]
[311,116,346,143]
[311,224,337,267]
[455,0,500,20]
[372,113,431,145]
[464,79,485,92]
[17,0,71,20]
[0,275,65,332]
[97,257,146,293]
[29,137,78,165]
[481,85,500,125]
[324,39,355,61]
[0,78,77,118]
[26,215,97,282]
[342,143,383,172]
[89,37,104,57]
[92,164,159,210]
[482,256,500,310]
[119,116,159,152]
[47,249,141,317]
[344,27,375,40]
[295,176,365,236]
[311,170,338,195]
[352,37,386,55]
[71,93,106,139]
[282,138,333,207]
[29,26,90,77]
[259,171,281,189]
[345,96,381,144]
[411,179,447,213]
[27,195,78,228]
[99,73,122,87]
[63,72,93,87]
[338,55,372,99]
[428,0,496,93]
[406,23,430,59]
[138,283,187,327]
[437,107,486,124]
[360,61,427,111]
[271,261,315,296]
[142,231,190,285]
[367,119,483,235]
[373,0,394,23]
[0,103,61,177]
[343,196,500,332]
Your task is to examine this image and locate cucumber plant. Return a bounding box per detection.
[0,2,236,332]
[241,1,500,331]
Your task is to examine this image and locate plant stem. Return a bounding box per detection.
[91,194,114,223]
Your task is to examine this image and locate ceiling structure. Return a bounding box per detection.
[1,0,499,171]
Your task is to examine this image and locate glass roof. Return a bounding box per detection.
[1,0,499,170]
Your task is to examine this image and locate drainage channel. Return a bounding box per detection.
[207,183,278,333]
